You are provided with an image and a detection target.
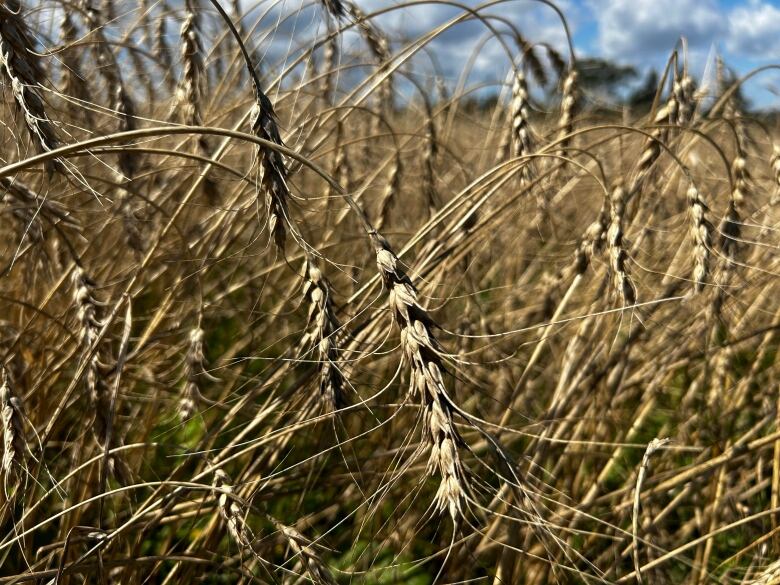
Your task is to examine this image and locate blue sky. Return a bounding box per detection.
[327,0,780,108]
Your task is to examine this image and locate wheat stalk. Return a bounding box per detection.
[632,437,670,584]
[376,151,401,230]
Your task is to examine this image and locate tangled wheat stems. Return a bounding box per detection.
[0,1,779,583]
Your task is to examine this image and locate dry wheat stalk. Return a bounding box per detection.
[423,109,438,216]
[376,152,401,230]
[372,232,471,521]
[632,437,670,584]
[320,36,338,105]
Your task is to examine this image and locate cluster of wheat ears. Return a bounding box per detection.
[0,0,779,582]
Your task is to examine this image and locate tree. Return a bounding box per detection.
[575,57,637,100]
[629,68,660,108]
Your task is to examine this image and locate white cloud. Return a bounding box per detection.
[588,0,726,60]
[726,0,780,57]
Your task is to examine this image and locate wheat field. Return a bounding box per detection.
[0,0,779,583]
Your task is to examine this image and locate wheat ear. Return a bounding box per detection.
[372,232,471,521]
[179,326,207,420]
[376,152,402,230]
[511,67,534,180]
[607,181,636,304]
[1,368,27,490]
[686,184,712,293]
[72,266,111,443]
[555,68,578,158]
[270,518,338,585]
[302,257,345,411]
[319,0,346,20]
[0,1,60,164]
